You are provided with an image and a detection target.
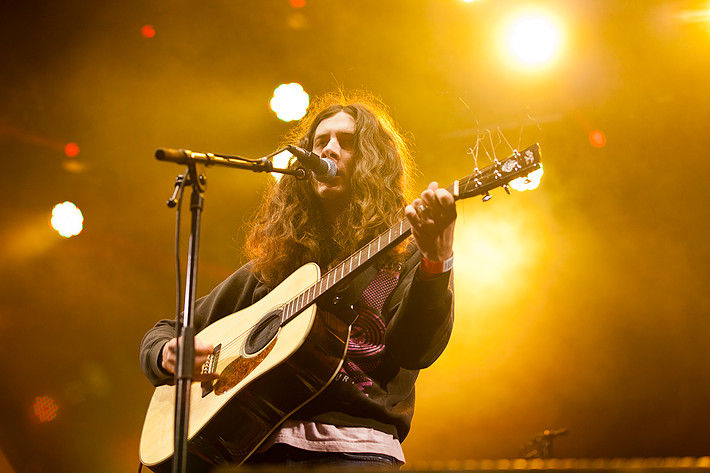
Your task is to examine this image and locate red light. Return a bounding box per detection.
[290,0,306,8]
[589,130,606,148]
[33,396,59,423]
[141,24,156,38]
[64,142,80,157]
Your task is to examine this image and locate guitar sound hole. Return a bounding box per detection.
[245,309,282,356]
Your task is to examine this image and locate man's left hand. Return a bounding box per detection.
[405,181,457,265]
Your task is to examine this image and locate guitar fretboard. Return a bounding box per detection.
[278,143,541,325]
[280,217,414,324]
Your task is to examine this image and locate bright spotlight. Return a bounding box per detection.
[509,165,544,192]
[505,12,563,67]
[270,149,295,182]
[50,201,84,238]
[270,83,310,122]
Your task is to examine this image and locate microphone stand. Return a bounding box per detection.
[159,148,305,473]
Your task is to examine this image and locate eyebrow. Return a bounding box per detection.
[313,130,355,145]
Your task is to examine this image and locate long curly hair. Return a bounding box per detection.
[245,91,417,288]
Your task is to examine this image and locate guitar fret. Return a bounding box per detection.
[274,145,540,330]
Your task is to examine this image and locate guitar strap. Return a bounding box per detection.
[316,263,381,325]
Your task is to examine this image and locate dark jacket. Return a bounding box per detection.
[140,247,454,441]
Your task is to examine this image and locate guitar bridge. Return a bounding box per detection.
[201,343,221,398]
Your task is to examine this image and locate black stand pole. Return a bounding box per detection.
[172,163,205,473]
[156,147,306,473]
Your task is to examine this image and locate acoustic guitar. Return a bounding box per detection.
[139,144,542,472]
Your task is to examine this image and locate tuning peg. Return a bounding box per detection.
[482,192,492,202]
[503,184,511,195]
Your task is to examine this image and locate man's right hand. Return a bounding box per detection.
[161,337,218,381]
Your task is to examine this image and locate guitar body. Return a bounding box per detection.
[139,263,354,473]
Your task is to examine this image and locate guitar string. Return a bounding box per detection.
[202,176,478,368]
[202,221,412,369]
[195,148,539,381]
[200,152,534,371]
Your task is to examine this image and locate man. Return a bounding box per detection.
[140,92,456,469]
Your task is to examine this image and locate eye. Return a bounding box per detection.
[339,134,355,150]
[312,137,326,152]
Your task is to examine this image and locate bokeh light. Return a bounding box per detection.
[50,201,84,238]
[33,396,59,423]
[269,83,310,122]
[64,142,80,158]
[504,11,564,67]
[509,165,544,192]
[141,24,156,38]
[589,129,607,148]
[270,149,295,181]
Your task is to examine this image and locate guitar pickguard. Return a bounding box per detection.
[213,337,278,396]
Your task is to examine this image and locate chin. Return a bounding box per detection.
[317,187,345,200]
[316,184,351,208]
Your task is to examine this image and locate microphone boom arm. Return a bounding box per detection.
[155,148,307,179]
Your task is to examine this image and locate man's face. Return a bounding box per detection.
[311,111,357,216]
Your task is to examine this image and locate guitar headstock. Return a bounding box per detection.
[449,143,542,201]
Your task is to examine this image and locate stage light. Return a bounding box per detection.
[270,149,294,182]
[33,396,59,423]
[504,12,563,67]
[509,165,544,192]
[269,83,309,122]
[64,142,80,157]
[289,0,306,8]
[141,24,156,38]
[50,201,84,238]
[589,130,607,148]
[453,209,542,297]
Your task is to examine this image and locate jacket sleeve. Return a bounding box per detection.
[384,249,455,370]
[139,263,265,386]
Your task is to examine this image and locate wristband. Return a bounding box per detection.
[420,254,454,274]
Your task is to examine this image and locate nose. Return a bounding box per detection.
[321,137,340,160]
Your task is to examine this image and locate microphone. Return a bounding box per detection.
[286,145,337,183]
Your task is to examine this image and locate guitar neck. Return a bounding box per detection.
[279,143,542,325]
[280,217,413,324]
